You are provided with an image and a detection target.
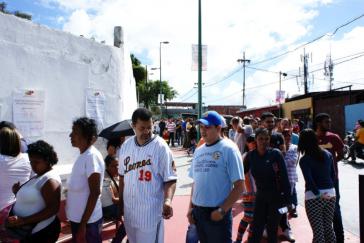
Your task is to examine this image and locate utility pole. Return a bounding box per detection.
[278,71,287,118]
[302,48,309,94]
[237,52,250,108]
[324,55,334,91]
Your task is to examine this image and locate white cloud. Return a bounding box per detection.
[63,9,92,36]
[47,0,364,108]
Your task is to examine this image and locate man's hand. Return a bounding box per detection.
[162,199,173,219]
[12,182,21,195]
[210,209,224,222]
[186,208,195,224]
[321,192,332,200]
[6,216,25,227]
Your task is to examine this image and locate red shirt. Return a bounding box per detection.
[317,131,344,179]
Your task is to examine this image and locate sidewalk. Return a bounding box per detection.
[165,195,360,243]
[165,146,360,242]
[100,146,360,243]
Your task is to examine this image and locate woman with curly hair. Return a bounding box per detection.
[67,117,105,243]
[6,140,62,242]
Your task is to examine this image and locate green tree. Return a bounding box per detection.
[131,54,145,86]
[14,11,32,20]
[131,54,177,109]
[0,2,32,20]
[0,2,7,13]
[137,80,178,109]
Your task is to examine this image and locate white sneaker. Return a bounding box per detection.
[282,229,295,242]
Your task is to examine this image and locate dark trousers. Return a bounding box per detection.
[349,141,364,159]
[168,132,175,146]
[291,186,298,206]
[102,204,118,219]
[21,217,61,243]
[249,192,281,243]
[176,131,182,145]
[333,180,344,243]
[193,206,232,243]
[70,217,103,243]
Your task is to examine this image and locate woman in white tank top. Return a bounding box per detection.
[6,140,62,243]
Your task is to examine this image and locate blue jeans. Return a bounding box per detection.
[333,179,344,243]
[192,206,232,243]
[186,224,199,243]
[70,217,103,243]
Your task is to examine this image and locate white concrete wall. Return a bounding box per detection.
[0,13,137,169]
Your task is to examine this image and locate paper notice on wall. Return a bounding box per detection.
[86,89,105,129]
[13,90,45,138]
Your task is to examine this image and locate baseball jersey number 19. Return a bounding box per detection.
[138,169,152,181]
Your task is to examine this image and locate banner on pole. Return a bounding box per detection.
[276,90,285,103]
[192,44,207,71]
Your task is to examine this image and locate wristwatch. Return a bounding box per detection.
[217,207,226,216]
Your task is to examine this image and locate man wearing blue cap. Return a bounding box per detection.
[186,111,245,243]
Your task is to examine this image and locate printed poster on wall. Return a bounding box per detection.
[86,89,105,129]
[13,90,45,138]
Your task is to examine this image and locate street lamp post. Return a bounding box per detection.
[159,41,169,109]
[237,52,251,109]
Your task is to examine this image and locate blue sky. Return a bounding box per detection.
[4,0,364,107]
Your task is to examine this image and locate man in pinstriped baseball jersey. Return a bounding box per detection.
[118,108,177,243]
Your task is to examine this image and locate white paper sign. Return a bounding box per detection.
[86,89,105,129]
[13,90,45,138]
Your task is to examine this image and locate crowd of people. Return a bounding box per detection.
[0,107,356,243]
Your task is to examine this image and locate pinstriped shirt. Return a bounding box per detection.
[284,144,299,184]
[118,135,177,229]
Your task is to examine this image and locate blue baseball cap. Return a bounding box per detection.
[197,111,222,126]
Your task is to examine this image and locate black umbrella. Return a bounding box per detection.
[99,119,134,140]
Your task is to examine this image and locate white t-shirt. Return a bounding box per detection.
[13,169,61,234]
[118,135,178,229]
[66,146,105,223]
[234,125,253,155]
[101,172,118,208]
[0,153,31,211]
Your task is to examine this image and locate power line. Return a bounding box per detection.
[189,13,364,93]
[179,90,198,102]
[205,89,243,103]
[204,66,242,87]
[248,13,364,66]
[246,51,364,79]
[309,53,364,74]
[177,87,195,99]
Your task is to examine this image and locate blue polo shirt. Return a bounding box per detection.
[189,139,244,207]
